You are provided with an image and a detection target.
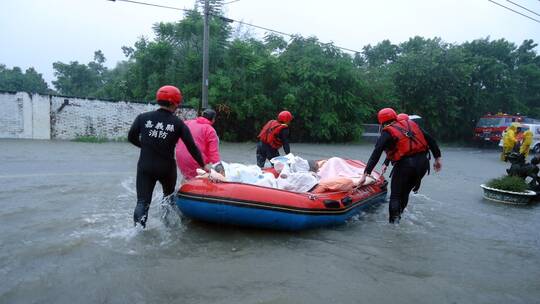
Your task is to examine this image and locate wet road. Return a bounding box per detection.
[0,139,539,304]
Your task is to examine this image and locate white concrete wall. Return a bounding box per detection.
[31,93,51,139]
[0,91,197,140]
[0,92,32,139]
[21,93,33,138]
[50,96,156,140]
[0,92,23,138]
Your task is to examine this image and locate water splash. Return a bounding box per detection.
[411,193,445,207]
[158,193,185,230]
[67,177,188,254]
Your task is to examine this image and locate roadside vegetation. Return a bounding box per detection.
[72,136,109,143]
[486,175,529,193]
[1,4,539,143]
[72,136,127,143]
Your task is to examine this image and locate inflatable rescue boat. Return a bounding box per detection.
[176,160,387,231]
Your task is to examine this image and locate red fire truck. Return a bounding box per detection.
[473,113,524,145]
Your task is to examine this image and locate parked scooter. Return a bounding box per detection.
[506,152,540,192]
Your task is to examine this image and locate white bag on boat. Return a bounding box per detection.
[222,161,264,184]
[276,172,318,193]
[290,156,310,173]
[271,153,310,173]
[270,154,293,165]
[255,172,278,188]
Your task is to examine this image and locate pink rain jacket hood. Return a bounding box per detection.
[176,117,221,179]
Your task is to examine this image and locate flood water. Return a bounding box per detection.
[0,139,539,304]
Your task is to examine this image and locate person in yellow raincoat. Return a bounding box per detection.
[519,129,533,158]
[501,123,520,161]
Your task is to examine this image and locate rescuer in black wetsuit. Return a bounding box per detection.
[256,110,293,168]
[358,108,442,223]
[128,85,206,228]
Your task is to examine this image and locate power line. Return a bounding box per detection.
[488,0,540,23]
[506,0,540,17]
[107,0,191,13]
[217,16,293,39]
[216,15,361,53]
[224,0,241,4]
[107,0,361,53]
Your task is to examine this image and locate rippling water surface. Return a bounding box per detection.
[0,139,539,304]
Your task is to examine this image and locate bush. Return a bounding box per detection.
[486,176,529,193]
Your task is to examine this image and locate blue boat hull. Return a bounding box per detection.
[176,192,386,231]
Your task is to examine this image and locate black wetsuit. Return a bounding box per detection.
[364,129,441,223]
[128,108,204,227]
[256,128,290,168]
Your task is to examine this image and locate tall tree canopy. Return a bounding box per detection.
[52,50,108,97]
[5,6,537,143]
[0,65,50,94]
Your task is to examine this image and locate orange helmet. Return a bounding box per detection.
[377,108,397,124]
[156,85,182,106]
[397,113,409,121]
[277,111,293,123]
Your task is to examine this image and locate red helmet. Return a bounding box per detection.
[277,111,293,123]
[156,85,182,106]
[377,108,397,124]
[397,113,409,121]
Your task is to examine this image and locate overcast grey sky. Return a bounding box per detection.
[1,0,539,86]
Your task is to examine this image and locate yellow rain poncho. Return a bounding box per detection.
[519,130,533,157]
[501,123,519,161]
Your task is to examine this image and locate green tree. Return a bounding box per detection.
[94,61,133,101]
[48,1,540,144]
[117,9,231,104]
[514,40,540,117]
[210,38,280,141]
[275,37,371,142]
[363,40,400,67]
[359,40,400,120]
[0,65,50,94]
[462,38,522,115]
[393,37,473,141]
[52,50,108,96]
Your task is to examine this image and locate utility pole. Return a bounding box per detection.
[202,0,210,109]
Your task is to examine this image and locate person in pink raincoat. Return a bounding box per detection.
[176,109,223,180]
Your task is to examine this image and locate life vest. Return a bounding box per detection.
[258,120,288,149]
[383,120,429,162]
